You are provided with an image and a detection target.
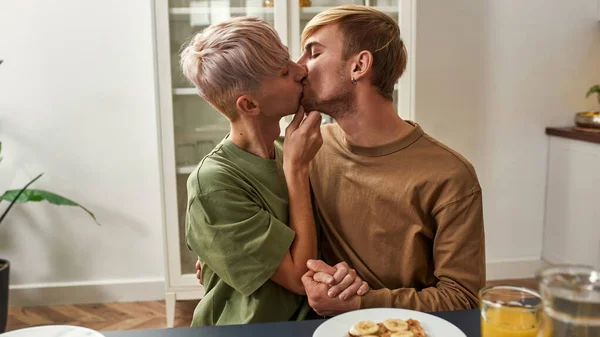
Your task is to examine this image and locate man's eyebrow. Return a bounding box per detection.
[304,41,324,52]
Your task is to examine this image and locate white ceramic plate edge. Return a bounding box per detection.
[312,308,467,337]
[2,325,105,337]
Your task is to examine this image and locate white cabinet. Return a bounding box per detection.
[153,0,415,327]
[543,135,600,270]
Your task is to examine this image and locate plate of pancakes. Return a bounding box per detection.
[312,308,466,337]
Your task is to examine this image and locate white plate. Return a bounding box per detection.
[313,308,467,337]
[2,325,105,337]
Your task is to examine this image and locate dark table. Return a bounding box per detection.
[103,309,480,337]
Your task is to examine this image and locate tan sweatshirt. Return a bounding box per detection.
[310,122,486,311]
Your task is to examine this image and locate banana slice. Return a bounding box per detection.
[382,318,409,332]
[390,331,415,337]
[406,318,426,337]
[348,320,379,336]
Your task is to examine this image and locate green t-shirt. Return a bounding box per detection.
[186,137,310,326]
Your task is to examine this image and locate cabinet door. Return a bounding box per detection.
[157,0,288,287]
[543,137,600,268]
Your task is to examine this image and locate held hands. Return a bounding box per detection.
[310,260,369,299]
[283,106,323,173]
[195,257,370,316]
[301,260,370,316]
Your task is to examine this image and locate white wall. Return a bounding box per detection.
[0,0,165,305]
[415,0,600,278]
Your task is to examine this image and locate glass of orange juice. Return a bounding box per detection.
[479,286,543,337]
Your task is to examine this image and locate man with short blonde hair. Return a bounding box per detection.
[298,5,486,315]
[180,17,292,119]
[180,17,324,326]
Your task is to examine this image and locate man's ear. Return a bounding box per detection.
[235,94,260,117]
[350,50,373,82]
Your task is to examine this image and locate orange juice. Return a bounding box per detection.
[481,307,539,337]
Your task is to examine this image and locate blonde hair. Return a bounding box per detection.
[180,17,289,119]
[302,5,407,100]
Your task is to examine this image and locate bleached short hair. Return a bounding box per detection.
[180,17,289,119]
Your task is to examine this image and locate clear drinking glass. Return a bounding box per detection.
[537,265,600,337]
[175,143,197,166]
[479,286,543,337]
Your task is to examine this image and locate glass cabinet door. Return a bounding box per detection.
[167,0,281,275]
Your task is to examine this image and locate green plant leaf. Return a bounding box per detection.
[0,173,44,223]
[586,85,600,104]
[0,189,99,225]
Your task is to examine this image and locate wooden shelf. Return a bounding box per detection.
[170,6,396,20]
[546,126,600,145]
[173,88,197,95]
[178,126,229,141]
[177,165,197,175]
[169,7,274,15]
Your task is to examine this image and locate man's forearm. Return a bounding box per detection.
[285,167,318,271]
[359,278,480,312]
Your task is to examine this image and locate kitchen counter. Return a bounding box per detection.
[545,126,600,144]
[543,128,600,268]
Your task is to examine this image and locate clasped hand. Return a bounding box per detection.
[301,259,370,316]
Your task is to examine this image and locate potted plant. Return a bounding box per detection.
[0,141,98,333]
[574,85,600,128]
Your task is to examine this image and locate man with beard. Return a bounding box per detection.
[296,5,486,316]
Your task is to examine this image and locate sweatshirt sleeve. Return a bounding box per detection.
[359,190,486,311]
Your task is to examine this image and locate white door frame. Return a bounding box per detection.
[398,0,417,121]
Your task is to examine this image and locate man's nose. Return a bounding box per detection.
[296,54,307,68]
[295,64,308,82]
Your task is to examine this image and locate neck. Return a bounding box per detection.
[334,89,413,147]
[228,117,281,159]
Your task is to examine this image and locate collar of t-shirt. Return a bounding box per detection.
[339,121,424,157]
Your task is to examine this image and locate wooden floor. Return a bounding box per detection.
[6,300,199,332]
[6,278,538,332]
